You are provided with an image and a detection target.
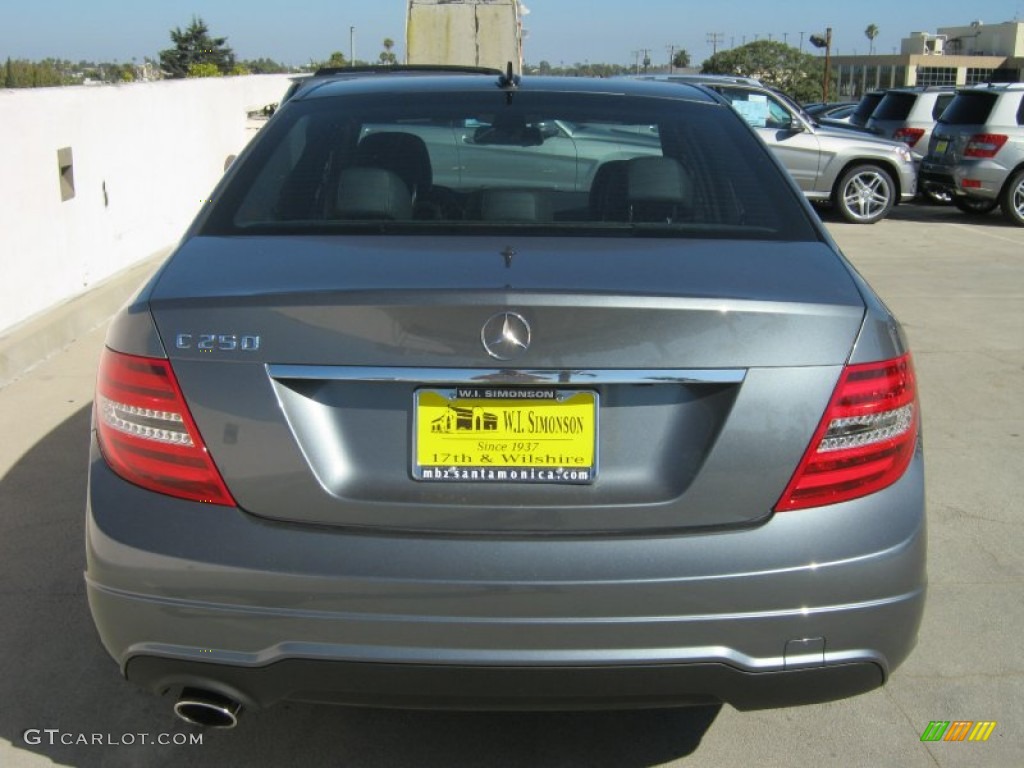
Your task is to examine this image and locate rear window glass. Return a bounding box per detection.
[940,92,997,124]
[932,94,955,120]
[872,93,914,121]
[201,88,817,242]
[851,93,884,124]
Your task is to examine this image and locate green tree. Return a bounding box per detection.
[160,16,235,78]
[241,57,289,74]
[379,38,397,65]
[311,51,347,71]
[672,49,691,69]
[701,40,827,103]
[187,61,222,78]
[865,24,880,55]
[1,57,70,87]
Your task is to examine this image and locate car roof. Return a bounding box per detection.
[629,73,762,86]
[886,85,955,93]
[961,81,1024,92]
[281,65,506,101]
[289,70,724,105]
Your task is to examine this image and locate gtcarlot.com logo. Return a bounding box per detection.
[920,721,997,742]
[23,729,203,747]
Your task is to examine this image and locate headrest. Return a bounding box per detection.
[335,167,412,220]
[479,189,552,222]
[355,132,433,194]
[627,157,692,203]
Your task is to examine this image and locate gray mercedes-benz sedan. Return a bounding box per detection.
[86,69,925,728]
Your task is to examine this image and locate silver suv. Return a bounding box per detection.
[867,86,956,159]
[920,83,1024,225]
[692,80,917,224]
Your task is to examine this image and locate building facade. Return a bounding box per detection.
[830,20,1023,98]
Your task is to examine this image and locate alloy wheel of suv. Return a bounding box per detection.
[835,164,895,224]
[1001,170,1024,226]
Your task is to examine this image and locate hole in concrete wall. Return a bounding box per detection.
[57,146,75,202]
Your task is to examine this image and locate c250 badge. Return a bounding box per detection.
[175,333,261,352]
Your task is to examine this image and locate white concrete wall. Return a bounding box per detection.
[0,75,292,336]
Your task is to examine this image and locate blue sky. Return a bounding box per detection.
[2,1,1022,66]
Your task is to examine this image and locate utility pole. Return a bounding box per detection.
[799,31,805,52]
[706,32,724,56]
[350,26,355,66]
[667,44,683,73]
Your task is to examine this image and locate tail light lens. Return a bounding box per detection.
[893,127,925,147]
[964,133,1008,158]
[95,348,235,506]
[775,354,918,512]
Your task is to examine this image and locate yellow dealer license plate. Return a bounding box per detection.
[414,388,597,484]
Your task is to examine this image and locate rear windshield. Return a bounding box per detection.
[851,93,884,124]
[872,92,914,121]
[939,92,997,125]
[200,88,817,242]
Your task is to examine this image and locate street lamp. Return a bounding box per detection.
[809,27,833,101]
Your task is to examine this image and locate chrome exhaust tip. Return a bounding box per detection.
[173,688,242,729]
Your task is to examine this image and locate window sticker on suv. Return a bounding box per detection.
[733,96,771,128]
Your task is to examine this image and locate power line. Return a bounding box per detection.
[706,32,724,56]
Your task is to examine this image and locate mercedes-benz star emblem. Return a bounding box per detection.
[481,312,531,361]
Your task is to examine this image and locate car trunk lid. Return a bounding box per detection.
[148,235,866,533]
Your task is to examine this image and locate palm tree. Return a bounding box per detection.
[864,24,879,56]
[379,38,397,66]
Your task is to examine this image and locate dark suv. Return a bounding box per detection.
[920,83,1024,225]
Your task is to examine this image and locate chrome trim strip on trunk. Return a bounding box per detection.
[266,366,746,385]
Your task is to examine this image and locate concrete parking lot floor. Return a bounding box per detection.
[1,203,1021,767]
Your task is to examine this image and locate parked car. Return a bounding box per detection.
[817,90,886,133]
[867,86,956,157]
[919,82,1024,225]
[86,68,925,727]
[804,101,858,120]
[651,76,916,223]
[867,87,957,203]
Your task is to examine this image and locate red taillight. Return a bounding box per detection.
[964,133,1008,159]
[95,348,235,506]
[893,127,925,147]
[775,354,918,512]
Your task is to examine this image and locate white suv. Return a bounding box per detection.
[920,83,1024,226]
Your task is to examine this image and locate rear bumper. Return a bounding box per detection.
[86,439,926,711]
[124,656,884,712]
[920,159,1006,200]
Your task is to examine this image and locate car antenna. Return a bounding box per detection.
[497,61,520,103]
